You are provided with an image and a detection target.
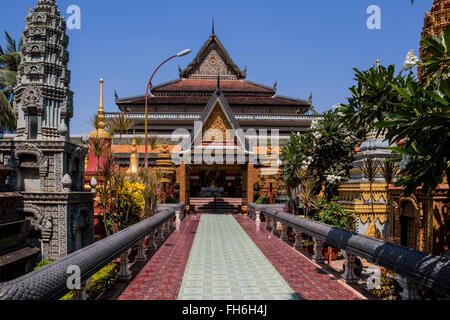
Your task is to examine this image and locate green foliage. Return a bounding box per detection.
[255,196,269,205]
[33,259,56,271]
[312,197,356,231]
[60,263,118,300]
[337,64,414,138]
[370,272,402,300]
[281,110,359,201]
[164,195,178,204]
[374,26,450,195]
[0,31,20,133]
[420,25,450,83]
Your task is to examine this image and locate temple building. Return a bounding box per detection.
[87,28,319,213]
[387,0,449,255]
[0,0,94,260]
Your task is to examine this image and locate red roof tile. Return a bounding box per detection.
[152,79,274,94]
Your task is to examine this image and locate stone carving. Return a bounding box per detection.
[21,86,43,108]
[62,174,72,191]
[0,0,95,261]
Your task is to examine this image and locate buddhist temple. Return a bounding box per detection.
[97,28,319,213]
[386,0,449,255]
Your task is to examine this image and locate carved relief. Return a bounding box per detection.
[189,47,237,80]
[20,86,43,108]
[203,103,234,142]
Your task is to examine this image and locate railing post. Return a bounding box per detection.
[397,274,419,300]
[266,217,272,231]
[164,221,171,236]
[281,224,289,241]
[272,219,279,236]
[342,250,358,282]
[294,230,302,251]
[118,249,132,281]
[71,277,91,300]
[170,216,175,231]
[255,211,261,223]
[157,225,165,242]
[148,230,158,251]
[175,210,181,223]
[135,239,147,263]
[312,237,325,263]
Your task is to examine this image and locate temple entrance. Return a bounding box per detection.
[189,165,243,198]
[189,165,245,214]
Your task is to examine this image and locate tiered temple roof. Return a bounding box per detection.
[116,32,311,115]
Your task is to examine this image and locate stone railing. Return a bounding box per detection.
[0,203,185,300]
[249,203,450,300]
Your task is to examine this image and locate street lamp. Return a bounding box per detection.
[144,49,192,168]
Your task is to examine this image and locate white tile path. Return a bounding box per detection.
[177,215,299,300]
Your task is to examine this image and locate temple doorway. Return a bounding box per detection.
[189,165,243,198]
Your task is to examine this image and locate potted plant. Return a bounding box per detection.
[302,240,314,254]
[312,197,356,261]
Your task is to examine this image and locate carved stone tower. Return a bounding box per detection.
[14,0,72,141]
[420,0,450,60]
[0,0,94,260]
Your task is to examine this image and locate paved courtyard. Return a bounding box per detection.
[119,214,365,300]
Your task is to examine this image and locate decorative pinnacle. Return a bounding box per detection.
[212,17,215,35]
[376,59,380,68]
[99,78,104,115]
[131,130,137,153]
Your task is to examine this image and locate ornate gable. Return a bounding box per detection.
[182,34,246,80]
[193,89,246,149]
[202,102,234,142]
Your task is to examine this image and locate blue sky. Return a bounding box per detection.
[0,0,432,134]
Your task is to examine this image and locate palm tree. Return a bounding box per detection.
[0,32,21,133]
[107,113,134,143]
[297,177,317,217]
[360,156,381,237]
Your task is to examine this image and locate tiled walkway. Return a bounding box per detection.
[177,215,299,300]
[235,216,365,300]
[119,215,200,300]
[119,214,365,300]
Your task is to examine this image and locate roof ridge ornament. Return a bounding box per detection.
[212,17,215,35]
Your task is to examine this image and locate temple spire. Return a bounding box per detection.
[90,78,109,139]
[126,130,138,176]
[212,17,215,35]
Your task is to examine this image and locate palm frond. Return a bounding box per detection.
[0,89,16,132]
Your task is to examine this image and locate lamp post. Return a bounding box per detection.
[144,49,192,168]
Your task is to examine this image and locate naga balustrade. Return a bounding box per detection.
[249,203,450,300]
[0,203,186,300]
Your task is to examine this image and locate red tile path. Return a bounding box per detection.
[234,215,366,300]
[119,215,200,300]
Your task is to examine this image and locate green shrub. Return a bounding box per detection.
[312,197,356,231]
[164,195,178,204]
[255,196,270,204]
[33,259,56,271]
[60,263,118,300]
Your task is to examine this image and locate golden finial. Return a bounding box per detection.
[131,129,137,153]
[376,59,380,68]
[127,130,139,176]
[99,78,105,115]
[90,77,109,139]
